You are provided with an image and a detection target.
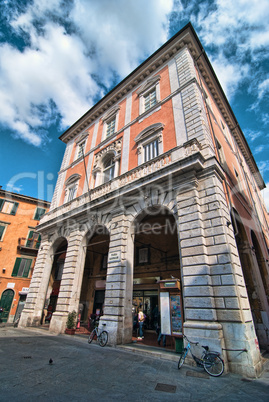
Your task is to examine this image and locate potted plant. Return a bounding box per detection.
[65,310,77,335]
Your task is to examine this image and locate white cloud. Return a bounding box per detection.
[1,0,173,147]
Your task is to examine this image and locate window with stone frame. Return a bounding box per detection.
[134,123,164,165]
[0,199,19,215]
[103,156,115,183]
[144,139,159,162]
[102,106,120,141]
[77,140,86,159]
[137,75,161,115]
[106,118,116,138]
[64,174,81,203]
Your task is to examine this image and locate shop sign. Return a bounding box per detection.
[108,251,121,263]
[7,283,15,289]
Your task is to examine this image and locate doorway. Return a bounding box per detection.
[0,289,15,322]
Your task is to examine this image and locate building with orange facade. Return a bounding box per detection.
[20,23,269,376]
[0,187,50,323]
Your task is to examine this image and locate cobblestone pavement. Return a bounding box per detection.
[0,326,269,401]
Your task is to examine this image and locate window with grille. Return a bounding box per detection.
[77,141,86,159]
[106,119,116,137]
[144,89,157,111]
[144,139,159,162]
[67,185,76,202]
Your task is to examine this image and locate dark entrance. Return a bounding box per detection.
[133,208,181,349]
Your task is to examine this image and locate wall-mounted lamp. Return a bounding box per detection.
[2,268,6,273]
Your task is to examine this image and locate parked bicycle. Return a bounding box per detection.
[178,334,224,377]
[88,320,108,347]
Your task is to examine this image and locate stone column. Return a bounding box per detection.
[19,235,53,327]
[49,229,85,334]
[99,208,133,345]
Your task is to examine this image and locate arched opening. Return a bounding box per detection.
[132,207,182,349]
[78,226,110,330]
[0,289,15,322]
[251,231,269,297]
[42,237,67,325]
[232,210,269,348]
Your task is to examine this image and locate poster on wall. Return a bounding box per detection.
[160,292,171,335]
[170,295,182,335]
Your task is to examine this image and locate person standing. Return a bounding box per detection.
[138,309,145,340]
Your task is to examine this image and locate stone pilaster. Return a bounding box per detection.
[19,235,52,327]
[49,230,84,334]
[175,47,214,156]
[175,166,262,376]
[100,208,133,345]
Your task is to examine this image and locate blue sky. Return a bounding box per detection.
[0,0,268,209]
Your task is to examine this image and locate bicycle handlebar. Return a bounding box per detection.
[183,334,199,345]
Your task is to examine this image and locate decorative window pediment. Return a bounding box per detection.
[134,123,164,143]
[75,132,88,144]
[102,106,120,123]
[65,174,81,186]
[136,75,161,96]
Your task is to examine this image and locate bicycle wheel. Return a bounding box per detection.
[178,348,187,369]
[203,353,224,377]
[88,330,95,344]
[98,330,108,347]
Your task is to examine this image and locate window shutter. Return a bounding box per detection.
[35,234,41,249]
[0,199,4,211]
[34,207,45,220]
[12,258,22,277]
[23,259,32,278]
[26,231,34,247]
[0,225,5,240]
[10,202,19,215]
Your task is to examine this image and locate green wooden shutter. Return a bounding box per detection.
[34,207,45,220]
[23,259,32,278]
[35,234,41,249]
[26,231,34,247]
[10,202,19,215]
[0,225,5,241]
[0,199,4,211]
[12,258,22,277]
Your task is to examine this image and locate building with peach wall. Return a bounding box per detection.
[20,23,269,377]
[0,187,50,323]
